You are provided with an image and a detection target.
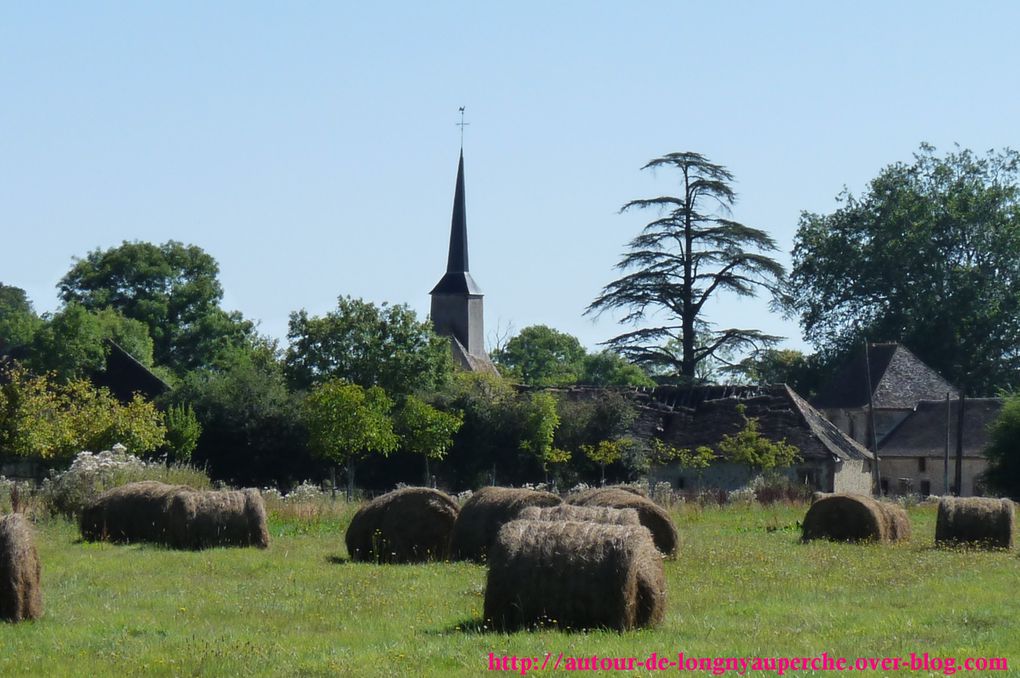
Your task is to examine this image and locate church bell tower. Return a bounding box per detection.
[429,150,496,373]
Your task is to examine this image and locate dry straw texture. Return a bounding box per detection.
[166,488,270,550]
[0,514,42,622]
[935,497,1015,549]
[801,493,910,543]
[567,487,679,556]
[449,487,561,562]
[518,504,640,526]
[80,480,190,544]
[483,519,666,631]
[81,482,269,550]
[345,487,459,563]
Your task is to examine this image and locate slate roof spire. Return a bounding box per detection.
[430,150,482,295]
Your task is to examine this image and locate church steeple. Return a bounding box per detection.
[430,151,482,295]
[429,148,494,373]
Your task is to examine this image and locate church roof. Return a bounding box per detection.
[811,343,957,410]
[430,151,483,296]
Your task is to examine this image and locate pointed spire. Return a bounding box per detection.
[431,150,482,295]
[446,150,469,273]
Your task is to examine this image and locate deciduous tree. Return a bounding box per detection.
[787,144,1020,394]
[286,296,452,397]
[303,379,398,499]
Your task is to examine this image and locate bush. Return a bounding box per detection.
[39,446,211,518]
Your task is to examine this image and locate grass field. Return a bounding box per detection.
[1,501,1018,677]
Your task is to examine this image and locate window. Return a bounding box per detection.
[918,457,927,472]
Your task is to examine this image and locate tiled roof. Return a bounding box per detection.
[812,343,957,410]
[879,398,1002,458]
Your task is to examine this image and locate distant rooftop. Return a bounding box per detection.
[812,343,957,410]
[879,397,1002,458]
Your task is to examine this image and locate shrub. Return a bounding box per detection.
[39,446,211,518]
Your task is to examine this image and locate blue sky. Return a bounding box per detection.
[3,2,1019,357]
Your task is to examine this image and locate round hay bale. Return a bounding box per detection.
[449,487,561,562]
[0,514,42,622]
[80,481,192,544]
[166,488,270,550]
[879,502,912,542]
[483,520,666,631]
[801,493,910,543]
[518,504,640,526]
[935,497,1015,549]
[567,487,678,556]
[345,487,459,563]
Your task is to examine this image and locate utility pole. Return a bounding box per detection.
[863,340,881,495]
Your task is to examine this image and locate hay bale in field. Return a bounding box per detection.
[935,497,1015,549]
[166,488,270,550]
[449,487,561,562]
[80,481,191,544]
[567,488,678,556]
[879,502,912,542]
[0,514,42,623]
[518,504,640,526]
[801,493,910,543]
[483,520,666,631]
[344,487,459,563]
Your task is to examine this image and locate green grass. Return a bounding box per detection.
[1,502,1018,676]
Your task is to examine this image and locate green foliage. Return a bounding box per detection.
[587,151,785,382]
[982,394,1020,497]
[493,325,654,388]
[730,348,830,398]
[492,325,586,386]
[0,283,41,353]
[579,350,656,387]
[304,380,398,470]
[162,403,202,463]
[173,341,309,485]
[650,438,716,470]
[716,404,800,472]
[787,144,1020,393]
[0,366,166,460]
[394,395,463,461]
[26,303,155,381]
[58,240,254,374]
[286,296,452,397]
[518,391,568,475]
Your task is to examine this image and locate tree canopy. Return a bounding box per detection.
[982,394,1020,498]
[285,296,452,396]
[587,152,785,383]
[492,325,586,386]
[58,240,254,374]
[787,144,1020,394]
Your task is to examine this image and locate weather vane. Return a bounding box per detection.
[457,106,470,149]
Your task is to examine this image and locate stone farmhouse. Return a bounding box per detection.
[812,343,957,449]
[878,397,1002,497]
[575,385,875,494]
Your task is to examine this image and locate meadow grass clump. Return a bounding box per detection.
[39,448,211,519]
